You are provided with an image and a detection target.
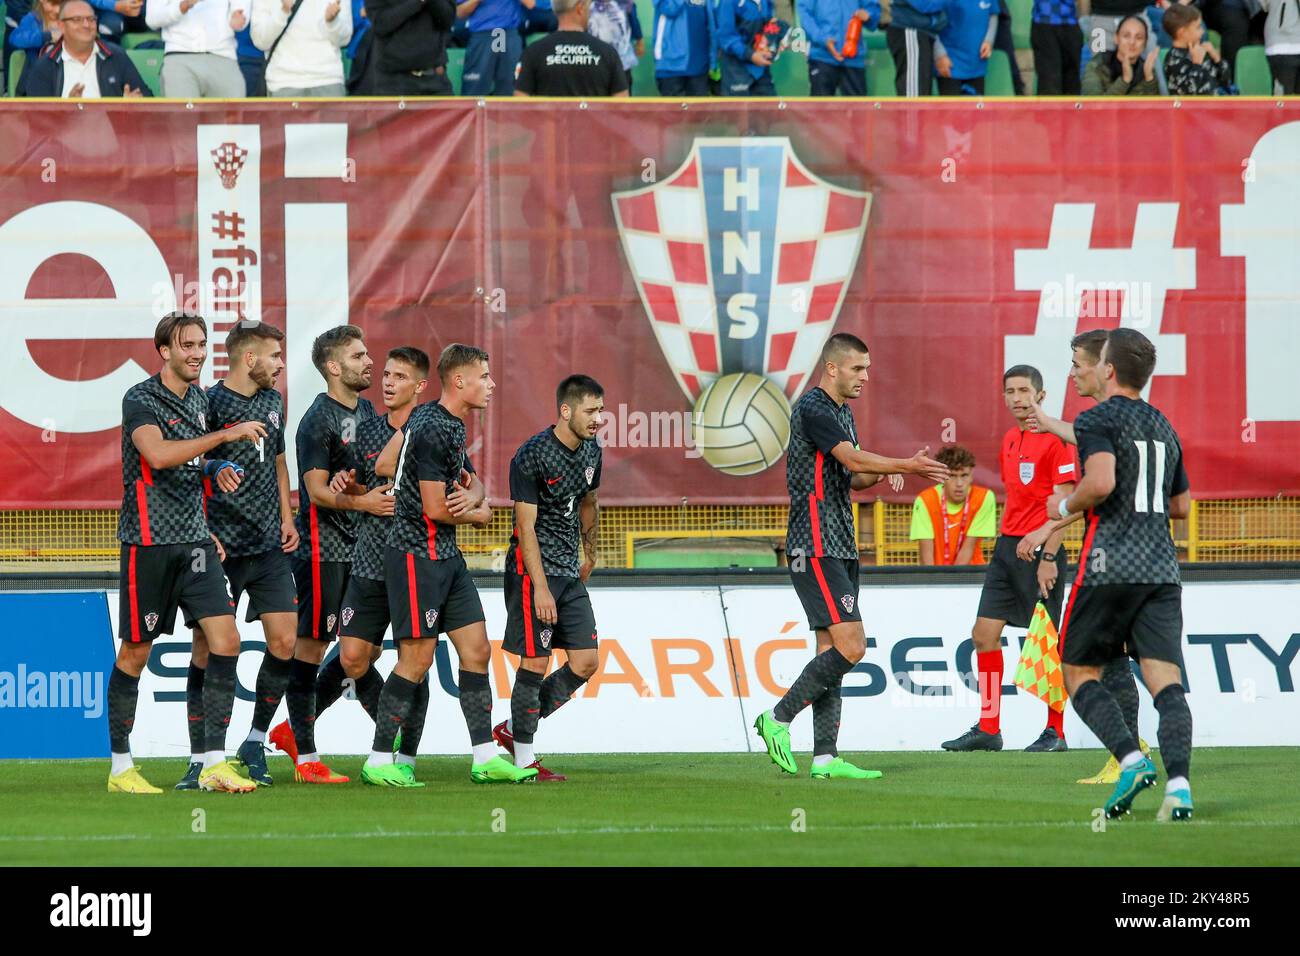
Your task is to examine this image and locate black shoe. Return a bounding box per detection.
[174,761,203,790]
[235,739,273,786]
[1024,728,1069,752]
[941,725,1003,752]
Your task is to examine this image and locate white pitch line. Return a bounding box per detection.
[1,819,1296,845]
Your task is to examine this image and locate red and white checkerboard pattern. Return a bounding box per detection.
[613,139,871,404]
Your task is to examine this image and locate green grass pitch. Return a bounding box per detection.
[2,748,1297,866]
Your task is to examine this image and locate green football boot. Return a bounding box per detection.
[470,755,538,784]
[754,710,797,775]
[361,762,425,788]
[811,757,883,780]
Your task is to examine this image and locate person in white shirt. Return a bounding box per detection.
[146,0,251,97]
[251,0,352,96]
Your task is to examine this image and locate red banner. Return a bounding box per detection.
[1,100,1297,508]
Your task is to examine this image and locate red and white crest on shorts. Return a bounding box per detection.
[341,606,354,627]
[840,594,855,614]
[144,611,158,632]
[211,142,248,190]
[425,608,437,629]
[612,137,872,402]
[326,613,337,634]
[540,627,553,649]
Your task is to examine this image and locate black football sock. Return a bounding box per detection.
[107,666,139,755]
[1071,679,1141,761]
[1153,684,1193,781]
[286,658,319,756]
[202,653,238,755]
[185,663,206,757]
[372,673,417,753]
[314,656,347,716]
[773,648,855,724]
[250,652,292,734]
[399,677,430,758]
[356,664,384,724]
[511,668,544,745]
[812,678,843,757]
[539,664,588,718]
[458,670,494,746]
[1102,657,1141,743]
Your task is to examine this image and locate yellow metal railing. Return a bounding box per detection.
[2,498,1298,572]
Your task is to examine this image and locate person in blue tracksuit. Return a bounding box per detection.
[652,0,711,93]
[933,0,996,93]
[798,0,880,95]
[458,0,532,94]
[716,0,774,95]
[886,0,946,95]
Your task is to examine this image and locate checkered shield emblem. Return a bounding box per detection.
[613,138,871,476]
[211,142,247,190]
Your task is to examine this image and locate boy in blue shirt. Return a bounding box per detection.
[652,0,712,94]
[459,0,535,94]
[933,0,995,94]
[716,0,775,95]
[798,0,880,95]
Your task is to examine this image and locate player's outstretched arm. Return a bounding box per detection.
[513,500,557,625]
[374,428,404,479]
[832,442,950,484]
[1046,452,1115,523]
[1027,398,1076,445]
[130,418,265,471]
[303,468,394,515]
[1015,511,1084,561]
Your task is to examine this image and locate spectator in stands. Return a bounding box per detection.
[1082,0,1153,58]
[456,0,531,95]
[146,0,250,96]
[1081,12,1160,90]
[11,0,65,54]
[797,0,879,96]
[651,0,712,95]
[251,0,352,96]
[18,0,151,95]
[886,0,946,95]
[514,0,630,94]
[716,0,777,94]
[909,446,995,566]
[366,0,457,93]
[85,0,138,45]
[1031,0,1082,93]
[524,0,559,33]
[1163,1,1234,91]
[1261,0,1300,93]
[588,0,639,90]
[1199,0,1251,81]
[345,0,376,91]
[933,0,996,94]
[236,24,267,95]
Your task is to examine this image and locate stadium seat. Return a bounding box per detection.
[1009,0,1031,49]
[865,27,886,49]
[126,48,163,96]
[446,46,465,94]
[984,49,1015,95]
[1235,45,1272,95]
[123,31,162,50]
[867,47,897,97]
[771,48,811,96]
[8,49,24,98]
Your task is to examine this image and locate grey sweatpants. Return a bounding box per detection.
[161,53,246,98]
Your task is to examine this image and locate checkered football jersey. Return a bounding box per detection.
[506,428,602,579]
[293,392,376,563]
[1074,396,1189,586]
[786,386,859,559]
[387,402,476,561]
[350,412,398,581]
[118,375,212,546]
[202,381,287,557]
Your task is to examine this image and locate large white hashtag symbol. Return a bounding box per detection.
[1007,203,1193,417]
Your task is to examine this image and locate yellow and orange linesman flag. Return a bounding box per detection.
[1014,602,1068,713]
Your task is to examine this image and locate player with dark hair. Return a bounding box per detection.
[1018,328,1152,785]
[940,364,1077,753]
[754,333,949,779]
[1035,328,1194,821]
[320,347,433,784]
[363,344,536,786]
[268,325,390,784]
[110,312,265,793]
[176,321,301,790]
[489,374,605,781]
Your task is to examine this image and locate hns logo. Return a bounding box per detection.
[613,137,871,476]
